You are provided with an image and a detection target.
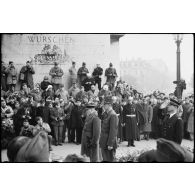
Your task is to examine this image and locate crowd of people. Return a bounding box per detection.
[1,60,194,162]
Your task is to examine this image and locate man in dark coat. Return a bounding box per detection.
[99,96,119,162]
[122,96,138,147]
[105,63,117,91]
[92,64,103,90]
[19,61,35,90]
[81,102,101,162]
[77,62,89,87]
[151,99,161,139]
[40,76,51,91]
[83,74,95,92]
[1,61,7,91]
[112,96,123,143]
[161,99,183,145]
[182,97,193,139]
[69,99,85,144]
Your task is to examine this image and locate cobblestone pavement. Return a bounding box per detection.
[1,139,194,162]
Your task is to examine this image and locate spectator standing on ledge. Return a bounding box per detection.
[77,62,89,87]
[69,61,77,87]
[105,63,117,91]
[92,64,103,90]
[5,61,17,91]
[1,61,7,91]
[19,61,35,90]
[49,62,64,92]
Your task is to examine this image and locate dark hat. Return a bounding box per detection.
[109,62,113,67]
[72,61,76,64]
[82,62,86,66]
[103,96,113,105]
[169,98,180,107]
[138,138,193,162]
[9,61,13,64]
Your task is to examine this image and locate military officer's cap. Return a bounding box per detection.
[169,98,180,107]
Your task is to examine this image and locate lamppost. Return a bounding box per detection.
[173,34,186,99]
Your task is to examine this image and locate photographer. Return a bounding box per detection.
[19,61,35,90]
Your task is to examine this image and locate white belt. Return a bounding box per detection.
[126,114,136,117]
[116,114,120,116]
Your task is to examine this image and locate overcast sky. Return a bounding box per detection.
[119,34,194,83]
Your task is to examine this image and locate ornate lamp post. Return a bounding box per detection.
[173,34,186,99]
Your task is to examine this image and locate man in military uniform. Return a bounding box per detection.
[122,96,138,147]
[105,63,117,91]
[99,96,119,162]
[161,99,183,144]
[81,101,101,162]
[77,62,89,87]
[49,62,64,92]
[92,64,103,90]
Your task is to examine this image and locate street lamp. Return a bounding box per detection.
[173,34,186,99]
[173,34,183,81]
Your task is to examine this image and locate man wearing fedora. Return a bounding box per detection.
[99,96,119,162]
[81,101,101,162]
[161,99,183,144]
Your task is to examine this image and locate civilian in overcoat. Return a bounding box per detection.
[5,61,17,90]
[143,100,153,140]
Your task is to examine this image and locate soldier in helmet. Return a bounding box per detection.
[105,63,118,91]
[77,62,89,87]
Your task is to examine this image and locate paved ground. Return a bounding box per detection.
[1,138,194,162]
